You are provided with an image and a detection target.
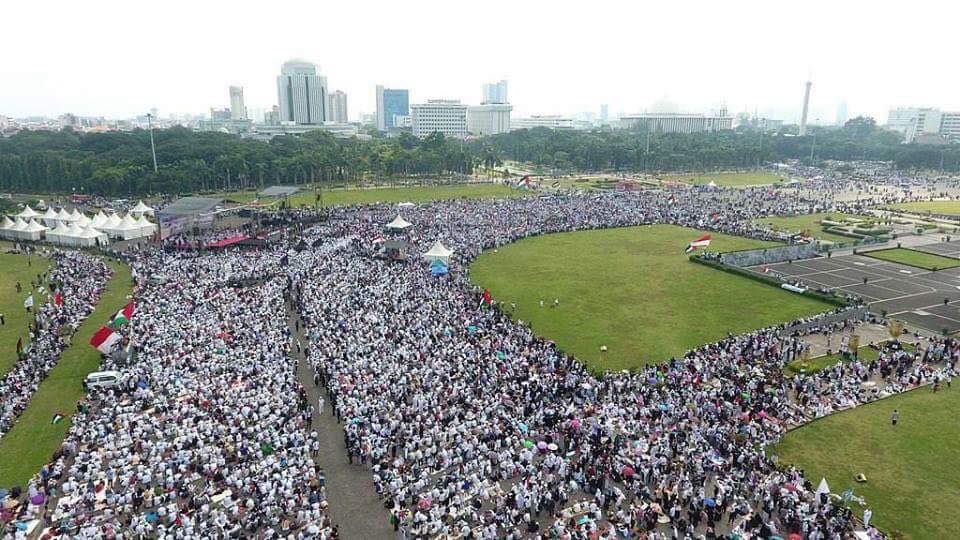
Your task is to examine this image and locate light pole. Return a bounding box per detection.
[146,113,158,172]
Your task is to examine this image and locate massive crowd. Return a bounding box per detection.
[3,170,960,538]
[0,251,110,440]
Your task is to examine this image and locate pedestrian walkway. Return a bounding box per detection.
[285,304,393,540]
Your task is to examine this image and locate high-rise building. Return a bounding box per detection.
[600,104,609,123]
[481,80,508,104]
[799,80,812,136]
[887,107,960,143]
[411,99,468,138]
[835,100,848,126]
[376,85,410,131]
[327,90,348,123]
[277,60,327,125]
[468,104,512,136]
[229,86,247,120]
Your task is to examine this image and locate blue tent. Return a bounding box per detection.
[431,264,449,276]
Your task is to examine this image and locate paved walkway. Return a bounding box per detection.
[285,302,394,540]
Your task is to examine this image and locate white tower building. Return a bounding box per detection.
[277,60,327,125]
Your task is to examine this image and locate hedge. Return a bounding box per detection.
[690,256,852,307]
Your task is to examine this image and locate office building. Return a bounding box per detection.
[887,107,960,143]
[229,86,247,120]
[328,90,348,123]
[411,100,468,138]
[468,104,512,136]
[277,60,327,124]
[619,109,733,133]
[482,80,508,104]
[600,104,609,123]
[376,86,410,131]
[209,108,231,122]
[511,115,577,130]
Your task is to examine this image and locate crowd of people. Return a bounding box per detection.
[0,250,110,440]
[4,170,960,538]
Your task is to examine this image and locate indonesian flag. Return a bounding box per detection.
[90,326,121,353]
[685,235,712,253]
[111,302,135,328]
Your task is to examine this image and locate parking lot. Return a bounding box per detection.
[751,250,960,334]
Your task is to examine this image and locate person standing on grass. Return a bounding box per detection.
[891,409,899,426]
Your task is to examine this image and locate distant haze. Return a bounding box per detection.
[3,0,957,122]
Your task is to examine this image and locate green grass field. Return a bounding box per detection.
[0,258,132,488]
[774,385,960,539]
[885,200,960,216]
[863,248,960,271]
[785,346,882,376]
[754,213,872,244]
[662,172,785,187]
[470,225,831,370]
[221,183,524,207]
[0,248,52,376]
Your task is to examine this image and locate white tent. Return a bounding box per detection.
[422,240,454,264]
[100,213,122,236]
[46,221,72,245]
[75,214,93,228]
[56,208,74,222]
[397,202,416,208]
[41,207,59,227]
[69,208,84,222]
[7,217,28,240]
[18,205,39,220]
[134,214,157,238]
[83,225,109,246]
[0,216,14,240]
[90,211,108,229]
[21,219,47,242]
[114,214,142,240]
[130,200,154,216]
[385,215,412,230]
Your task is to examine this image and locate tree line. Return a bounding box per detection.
[0,117,958,196]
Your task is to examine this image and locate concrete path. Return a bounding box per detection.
[286,305,394,540]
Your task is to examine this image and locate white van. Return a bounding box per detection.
[84,370,122,389]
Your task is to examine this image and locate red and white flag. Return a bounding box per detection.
[478,288,492,309]
[90,326,121,354]
[684,235,712,254]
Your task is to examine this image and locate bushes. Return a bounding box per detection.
[689,256,851,307]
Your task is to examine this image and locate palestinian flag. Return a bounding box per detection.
[684,235,712,254]
[90,326,121,353]
[51,413,64,425]
[111,302,135,328]
[515,175,532,189]
[16,336,23,356]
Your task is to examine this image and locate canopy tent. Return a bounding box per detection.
[20,219,47,241]
[100,213,122,236]
[90,211,108,229]
[0,216,14,239]
[134,214,157,238]
[69,208,84,222]
[129,200,155,216]
[385,215,412,231]
[422,240,454,264]
[112,214,143,240]
[76,225,107,247]
[46,221,72,245]
[6,218,28,240]
[17,205,39,220]
[430,259,449,276]
[56,208,75,222]
[75,214,92,228]
[41,207,59,226]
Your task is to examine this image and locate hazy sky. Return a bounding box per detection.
[3,0,958,123]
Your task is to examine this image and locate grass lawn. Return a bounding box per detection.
[662,172,785,187]
[0,247,52,376]
[785,346,882,375]
[221,183,524,207]
[753,213,872,244]
[863,248,960,271]
[773,385,960,539]
[470,225,832,370]
[885,200,960,217]
[0,258,132,488]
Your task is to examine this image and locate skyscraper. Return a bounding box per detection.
[229,86,247,121]
[328,90,348,123]
[376,85,410,131]
[482,80,508,104]
[277,60,327,125]
[799,80,812,136]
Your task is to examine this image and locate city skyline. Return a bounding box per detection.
[3,0,959,123]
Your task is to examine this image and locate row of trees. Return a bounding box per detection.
[0,128,474,196]
[474,117,960,173]
[1,117,958,196]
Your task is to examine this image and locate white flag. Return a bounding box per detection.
[23,295,34,308]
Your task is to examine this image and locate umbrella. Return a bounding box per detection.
[788,534,803,540]
[703,497,716,508]
[784,483,798,492]
[621,465,635,478]
[536,441,547,451]
[523,440,535,449]
[29,493,45,505]
[547,443,559,452]
[570,419,581,429]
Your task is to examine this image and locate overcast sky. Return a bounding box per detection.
[3,0,957,123]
